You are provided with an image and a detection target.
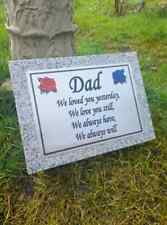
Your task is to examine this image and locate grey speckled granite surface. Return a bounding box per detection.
[9,52,155,174]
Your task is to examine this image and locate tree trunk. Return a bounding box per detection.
[137,0,145,12]
[5,0,76,59]
[115,0,118,14]
[115,0,124,16]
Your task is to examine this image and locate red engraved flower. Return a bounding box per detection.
[38,77,57,93]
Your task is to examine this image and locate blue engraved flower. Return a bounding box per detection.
[112,69,126,84]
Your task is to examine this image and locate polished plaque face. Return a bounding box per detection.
[10,53,155,174]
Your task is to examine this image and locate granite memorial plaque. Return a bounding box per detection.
[9,52,155,174]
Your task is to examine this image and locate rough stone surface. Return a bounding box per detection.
[5,0,76,59]
[9,53,155,174]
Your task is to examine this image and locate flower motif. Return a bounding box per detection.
[112,69,126,85]
[38,77,57,93]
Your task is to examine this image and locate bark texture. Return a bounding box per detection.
[115,0,125,16]
[5,0,76,59]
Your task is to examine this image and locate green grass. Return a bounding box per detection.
[0,1,9,81]
[0,0,167,224]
